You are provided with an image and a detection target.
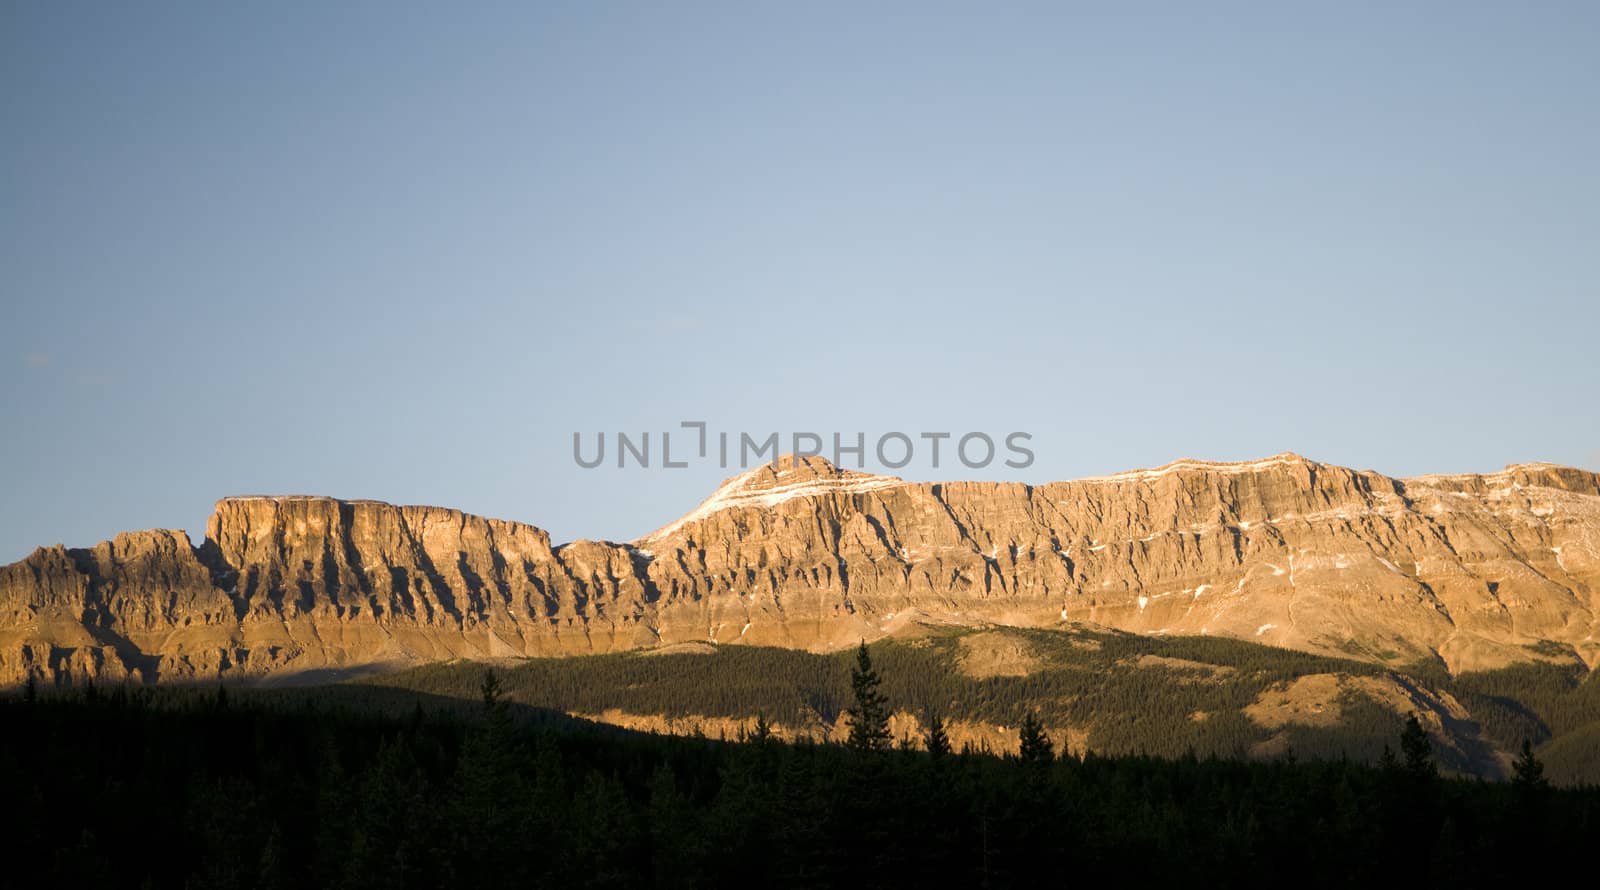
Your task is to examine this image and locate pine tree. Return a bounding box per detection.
[1380,744,1400,774]
[750,713,773,744]
[480,668,504,711]
[1510,737,1552,858]
[1400,714,1435,780]
[924,712,952,760]
[1018,711,1054,765]
[457,668,526,886]
[846,641,891,752]
[1512,739,1549,793]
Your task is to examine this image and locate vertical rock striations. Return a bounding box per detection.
[2,453,1597,685]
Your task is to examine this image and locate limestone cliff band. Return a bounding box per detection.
[3,452,1595,687]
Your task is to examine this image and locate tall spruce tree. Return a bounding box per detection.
[1512,740,1549,793]
[847,641,891,752]
[924,712,952,759]
[1400,714,1435,780]
[457,668,524,885]
[1018,712,1055,765]
[1380,744,1400,774]
[480,668,504,711]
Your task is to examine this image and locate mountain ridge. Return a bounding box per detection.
[3,452,1597,686]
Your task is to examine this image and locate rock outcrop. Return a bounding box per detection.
[3,453,1597,685]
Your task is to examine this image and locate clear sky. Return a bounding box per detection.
[3,2,1597,563]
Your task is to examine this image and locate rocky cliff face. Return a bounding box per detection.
[3,453,1597,685]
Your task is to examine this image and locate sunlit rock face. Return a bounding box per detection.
[3,453,1597,685]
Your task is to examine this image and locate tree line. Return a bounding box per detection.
[4,644,1596,888]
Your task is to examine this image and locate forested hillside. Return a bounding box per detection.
[363,627,1600,782]
[4,672,1595,889]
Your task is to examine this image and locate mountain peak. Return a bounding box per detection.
[639,455,905,542]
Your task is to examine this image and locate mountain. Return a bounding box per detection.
[3,452,1598,687]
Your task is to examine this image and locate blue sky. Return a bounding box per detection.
[3,2,1597,562]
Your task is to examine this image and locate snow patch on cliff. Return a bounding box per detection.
[1075,453,1313,485]
[641,463,905,541]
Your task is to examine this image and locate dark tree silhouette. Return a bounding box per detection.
[480,667,504,710]
[1513,739,1549,792]
[1379,744,1399,774]
[1400,714,1435,780]
[925,712,952,759]
[847,641,891,752]
[1018,711,1055,765]
[7,665,1600,887]
[457,668,526,885]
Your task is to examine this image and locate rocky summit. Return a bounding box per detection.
[3,453,1598,686]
